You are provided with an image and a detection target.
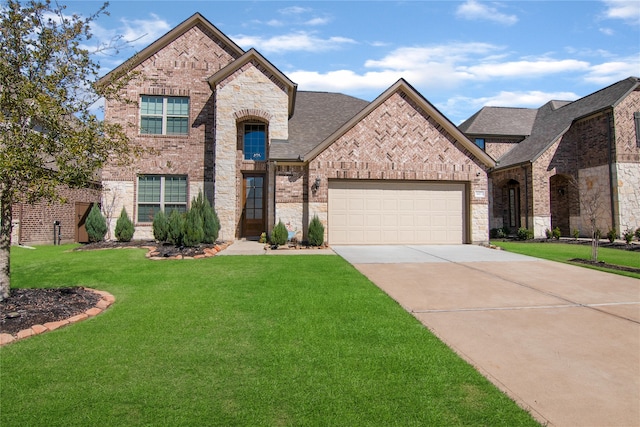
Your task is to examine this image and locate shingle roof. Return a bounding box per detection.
[269,91,370,160]
[458,106,538,137]
[496,76,640,169]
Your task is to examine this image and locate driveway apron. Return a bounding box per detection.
[333,245,640,427]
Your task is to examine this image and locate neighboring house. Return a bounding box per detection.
[11,185,101,245]
[99,13,494,245]
[460,77,640,238]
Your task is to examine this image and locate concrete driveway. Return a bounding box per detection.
[333,245,640,427]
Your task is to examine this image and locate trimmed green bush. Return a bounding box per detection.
[572,228,580,239]
[167,209,185,246]
[183,208,204,247]
[607,227,617,243]
[271,220,288,246]
[114,207,135,242]
[152,210,169,242]
[308,215,325,246]
[622,228,634,244]
[85,204,107,242]
[635,227,640,241]
[552,227,561,240]
[191,191,220,244]
[545,228,553,239]
[517,227,534,241]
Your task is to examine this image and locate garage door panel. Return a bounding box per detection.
[328,181,465,245]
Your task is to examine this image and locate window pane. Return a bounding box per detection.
[164,176,187,203]
[138,204,160,223]
[165,205,187,215]
[138,176,161,203]
[141,117,163,134]
[166,117,188,135]
[141,96,163,115]
[244,124,266,161]
[167,97,189,116]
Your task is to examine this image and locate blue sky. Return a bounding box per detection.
[66,0,639,123]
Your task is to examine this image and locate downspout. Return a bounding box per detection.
[522,163,530,229]
[606,111,618,233]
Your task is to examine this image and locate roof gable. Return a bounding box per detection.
[497,76,640,169]
[97,13,244,87]
[305,79,495,167]
[208,48,298,118]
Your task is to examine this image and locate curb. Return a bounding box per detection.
[0,288,115,347]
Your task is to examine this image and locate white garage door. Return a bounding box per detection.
[328,180,466,245]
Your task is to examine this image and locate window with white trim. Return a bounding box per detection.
[137,175,187,222]
[140,96,189,135]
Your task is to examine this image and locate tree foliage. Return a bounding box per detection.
[85,204,107,242]
[0,1,137,299]
[114,207,134,242]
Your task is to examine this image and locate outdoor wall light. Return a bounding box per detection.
[312,177,321,191]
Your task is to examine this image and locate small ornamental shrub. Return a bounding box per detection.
[167,209,185,246]
[114,207,134,242]
[153,210,169,242]
[191,191,220,243]
[308,215,325,246]
[552,227,561,240]
[500,226,510,238]
[85,204,107,242]
[595,229,602,239]
[183,208,204,247]
[635,227,640,241]
[606,227,617,243]
[545,228,553,239]
[259,232,267,244]
[271,220,288,246]
[622,229,634,244]
[517,227,534,241]
[572,228,580,239]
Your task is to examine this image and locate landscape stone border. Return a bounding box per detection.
[0,289,115,347]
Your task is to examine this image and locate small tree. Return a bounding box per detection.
[191,191,219,243]
[85,204,107,242]
[167,209,185,246]
[152,210,169,242]
[114,207,134,242]
[271,220,288,246]
[183,208,204,247]
[308,215,325,246]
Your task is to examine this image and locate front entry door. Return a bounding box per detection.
[242,174,265,237]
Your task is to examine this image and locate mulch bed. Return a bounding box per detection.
[568,258,640,274]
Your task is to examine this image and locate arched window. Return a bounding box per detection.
[243,123,266,161]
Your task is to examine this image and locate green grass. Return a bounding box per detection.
[1,245,539,426]
[492,241,640,279]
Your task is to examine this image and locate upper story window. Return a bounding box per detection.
[140,96,189,135]
[475,138,485,150]
[137,175,187,222]
[243,123,266,161]
[634,112,640,148]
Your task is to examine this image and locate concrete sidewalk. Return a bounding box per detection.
[335,245,640,427]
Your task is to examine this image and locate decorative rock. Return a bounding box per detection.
[16,328,34,339]
[31,324,48,334]
[68,313,89,323]
[0,334,16,345]
[85,307,102,317]
[43,320,69,331]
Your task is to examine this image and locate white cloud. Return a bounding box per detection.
[119,14,172,48]
[601,0,640,25]
[584,56,640,84]
[599,27,615,35]
[461,58,591,79]
[232,32,357,54]
[305,17,331,26]
[279,6,311,15]
[456,0,518,25]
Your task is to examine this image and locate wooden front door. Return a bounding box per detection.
[242,174,265,237]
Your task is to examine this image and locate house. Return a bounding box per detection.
[459,77,640,238]
[98,13,494,245]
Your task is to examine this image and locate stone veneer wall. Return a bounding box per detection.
[102,23,238,239]
[307,90,490,244]
[214,63,290,240]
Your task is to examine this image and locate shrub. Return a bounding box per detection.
[85,204,107,242]
[500,226,510,237]
[271,220,288,246]
[622,229,634,244]
[167,209,185,246]
[259,232,267,244]
[552,227,561,240]
[308,215,325,246]
[635,227,640,241]
[114,207,134,242]
[517,227,534,241]
[606,227,617,243]
[191,191,220,244]
[183,208,204,247]
[572,228,580,239]
[545,228,553,239]
[152,210,169,242]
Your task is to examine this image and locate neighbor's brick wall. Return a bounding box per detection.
[484,137,523,160]
[307,90,491,243]
[102,23,240,236]
[11,185,101,245]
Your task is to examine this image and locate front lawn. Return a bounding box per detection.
[1,245,539,426]
[492,241,640,279]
